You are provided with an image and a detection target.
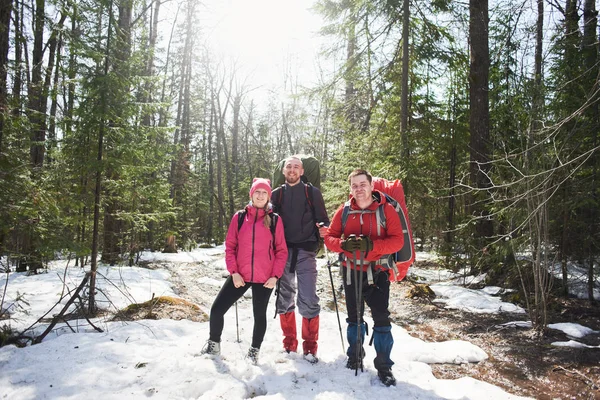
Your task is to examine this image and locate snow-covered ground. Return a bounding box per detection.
[1,248,597,399]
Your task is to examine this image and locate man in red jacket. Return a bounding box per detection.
[324,168,403,387]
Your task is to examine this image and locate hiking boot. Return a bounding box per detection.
[377,368,396,387]
[345,346,365,369]
[200,339,220,355]
[345,357,362,370]
[246,346,260,365]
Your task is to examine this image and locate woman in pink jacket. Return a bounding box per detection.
[201,178,288,364]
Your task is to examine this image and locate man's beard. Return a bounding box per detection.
[285,175,301,184]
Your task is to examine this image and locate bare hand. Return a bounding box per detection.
[232,273,245,288]
[317,223,329,238]
[263,277,278,289]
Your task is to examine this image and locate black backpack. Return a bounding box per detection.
[236,210,279,251]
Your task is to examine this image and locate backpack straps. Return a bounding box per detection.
[237,209,279,251]
[340,199,391,285]
[273,183,315,214]
[237,210,247,231]
[270,213,279,252]
[271,185,285,214]
[341,201,384,236]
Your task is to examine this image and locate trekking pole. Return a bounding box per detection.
[325,247,345,353]
[235,301,240,343]
[352,246,363,376]
[357,248,365,373]
[273,280,280,319]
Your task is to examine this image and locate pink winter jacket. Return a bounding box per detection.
[225,205,288,283]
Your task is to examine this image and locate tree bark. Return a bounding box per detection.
[400,0,410,193]
[469,0,493,243]
[0,0,12,153]
[11,0,23,115]
[28,0,46,170]
[582,0,598,303]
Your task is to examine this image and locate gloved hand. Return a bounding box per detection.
[341,235,361,252]
[358,235,373,252]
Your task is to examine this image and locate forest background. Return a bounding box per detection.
[0,0,598,329]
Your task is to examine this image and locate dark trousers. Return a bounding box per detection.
[343,267,391,328]
[209,276,274,348]
[343,267,394,370]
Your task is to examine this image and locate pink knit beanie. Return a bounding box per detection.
[249,178,272,198]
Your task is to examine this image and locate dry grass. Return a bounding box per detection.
[112,295,209,323]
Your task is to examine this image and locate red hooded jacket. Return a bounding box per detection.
[225,205,288,283]
[324,190,404,272]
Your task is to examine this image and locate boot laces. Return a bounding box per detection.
[247,347,259,365]
[201,340,220,355]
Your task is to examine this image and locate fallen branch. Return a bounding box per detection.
[553,365,599,390]
[33,272,103,344]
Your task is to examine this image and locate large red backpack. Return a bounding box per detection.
[341,177,415,281]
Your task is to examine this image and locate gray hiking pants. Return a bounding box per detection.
[276,249,320,319]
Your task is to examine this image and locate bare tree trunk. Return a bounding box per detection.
[447,145,457,239]
[141,0,161,127]
[0,0,12,153]
[345,15,357,129]
[207,99,216,241]
[469,0,493,249]
[46,14,66,162]
[28,0,48,170]
[90,0,115,314]
[216,101,225,241]
[400,0,410,193]
[582,0,598,303]
[11,0,23,115]
[245,100,255,181]
[560,188,570,296]
[231,93,241,182]
[65,3,77,137]
[281,103,295,156]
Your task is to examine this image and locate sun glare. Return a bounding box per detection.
[203,0,323,89]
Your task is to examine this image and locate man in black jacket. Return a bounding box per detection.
[271,156,329,362]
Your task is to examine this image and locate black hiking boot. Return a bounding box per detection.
[346,358,360,369]
[345,347,365,369]
[377,368,396,387]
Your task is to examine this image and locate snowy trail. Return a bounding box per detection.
[0,248,532,399]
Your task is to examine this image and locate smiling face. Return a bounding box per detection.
[350,173,374,204]
[282,157,304,186]
[251,188,270,209]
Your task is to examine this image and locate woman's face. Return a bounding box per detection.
[251,189,269,209]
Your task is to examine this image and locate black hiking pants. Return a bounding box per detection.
[209,276,274,348]
[343,267,391,328]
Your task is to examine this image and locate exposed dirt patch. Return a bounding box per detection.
[385,266,600,400]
